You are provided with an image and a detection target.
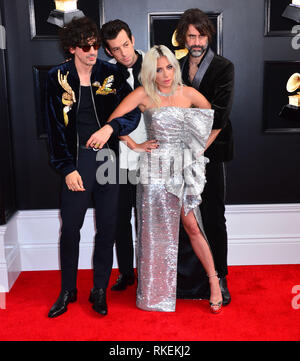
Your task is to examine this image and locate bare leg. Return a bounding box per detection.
[181,208,222,308]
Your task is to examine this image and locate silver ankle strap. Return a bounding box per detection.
[207,272,218,278]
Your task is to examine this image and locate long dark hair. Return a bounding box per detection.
[175,8,215,48]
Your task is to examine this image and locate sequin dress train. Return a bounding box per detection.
[136,107,214,312]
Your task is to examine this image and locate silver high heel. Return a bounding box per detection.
[207,272,223,314]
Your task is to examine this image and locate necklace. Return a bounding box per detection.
[156,88,174,97]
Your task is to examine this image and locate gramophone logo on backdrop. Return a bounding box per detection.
[286,73,300,107]
[279,73,300,120]
[47,0,85,28]
[282,0,300,49]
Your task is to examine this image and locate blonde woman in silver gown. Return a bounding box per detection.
[87,45,223,314]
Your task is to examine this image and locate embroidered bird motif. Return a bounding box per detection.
[92,75,116,95]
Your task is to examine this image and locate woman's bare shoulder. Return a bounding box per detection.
[133,86,147,97]
[181,84,200,96]
[131,86,152,111]
[179,85,210,108]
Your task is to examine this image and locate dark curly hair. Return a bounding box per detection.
[175,8,215,48]
[59,17,101,57]
[100,19,132,51]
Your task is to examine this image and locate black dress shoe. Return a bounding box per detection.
[48,289,77,318]
[89,288,107,315]
[219,277,231,306]
[111,274,135,291]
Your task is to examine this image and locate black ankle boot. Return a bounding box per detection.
[48,289,77,318]
[219,277,231,306]
[111,274,135,291]
[89,288,107,315]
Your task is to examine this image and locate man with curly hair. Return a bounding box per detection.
[46,17,140,318]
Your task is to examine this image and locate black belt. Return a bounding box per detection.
[79,145,99,151]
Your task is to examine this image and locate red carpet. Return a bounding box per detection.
[0,265,300,341]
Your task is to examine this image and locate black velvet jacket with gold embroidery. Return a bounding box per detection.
[45,58,141,176]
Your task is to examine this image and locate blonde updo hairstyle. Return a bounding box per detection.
[139,45,182,106]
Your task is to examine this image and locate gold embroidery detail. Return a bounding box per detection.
[57,70,76,126]
[92,75,116,95]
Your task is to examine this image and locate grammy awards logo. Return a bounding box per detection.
[279,73,300,120]
[286,73,300,107]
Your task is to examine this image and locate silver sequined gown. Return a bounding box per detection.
[136,106,214,312]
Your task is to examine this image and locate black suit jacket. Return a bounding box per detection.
[45,58,141,176]
[180,50,234,162]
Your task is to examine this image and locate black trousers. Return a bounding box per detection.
[59,148,119,291]
[114,169,137,277]
[200,161,228,277]
[177,161,228,298]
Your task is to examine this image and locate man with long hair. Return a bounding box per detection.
[45,17,140,318]
[175,8,235,305]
